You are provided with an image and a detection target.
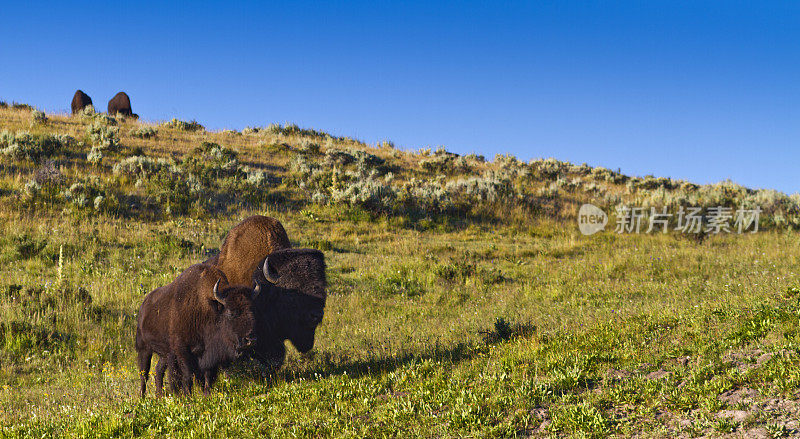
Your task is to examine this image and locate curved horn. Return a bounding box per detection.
[213,279,226,303]
[252,282,261,299]
[262,257,280,284]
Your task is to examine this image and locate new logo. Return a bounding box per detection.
[578,204,607,235]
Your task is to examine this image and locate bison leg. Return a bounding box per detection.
[202,366,219,395]
[175,350,200,396]
[166,353,183,395]
[154,356,169,397]
[136,348,152,398]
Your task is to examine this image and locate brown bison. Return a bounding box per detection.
[207,215,291,287]
[107,91,133,116]
[135,264,259,397]
[249,248,327,372]
[71,90,93,114]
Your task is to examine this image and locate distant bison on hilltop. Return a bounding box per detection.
[108,91,133,116]
[250,248,327,372]
[207,215,292,287]
[71,90,93,114]
[135,264,260,397]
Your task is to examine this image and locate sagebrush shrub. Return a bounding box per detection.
[83,111,117,125]
[31,110,47,125]
[161,118,204,132]
[86,146,104,165]
[86,122,119,150]
[0,130,65,162]
[113,156,178,179]
[181,142,240,184]
[129,127,157,139]
[33,161,62,186]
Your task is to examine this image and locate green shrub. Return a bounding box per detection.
[31,110,47,125]
[78,105,95,117]
[265,122,344,141]
[129,126,157,139]
[181,142,240,185]
[86,146,103,165]
[86,122,119,150]
[11,102,33,111]
[113,156,177,179]
[83,110,117,125]
[161,118,204,132]
[0,130,66,162]
[531,158,569,179]
[298,140,321,155]
[420,148,469,174]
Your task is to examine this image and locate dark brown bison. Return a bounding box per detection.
[206,215,291,287]
[71,90,93,114]
[135,264,260,397]
[249,248,327,372]
[107,91,133,116]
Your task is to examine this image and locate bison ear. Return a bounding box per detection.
[252,282,261,299]
[212,279,227,305]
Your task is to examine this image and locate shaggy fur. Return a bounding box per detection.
[70,90,92,114]
[107,91,133,116]
[208,215,291,287]
[249,248,327,371]
[135,264,258,397]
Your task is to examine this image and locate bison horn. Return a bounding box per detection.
[212,279,226,303]
[262,257,280,284]
[252,282,261,299]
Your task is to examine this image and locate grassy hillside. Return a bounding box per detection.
[1,104,799,437]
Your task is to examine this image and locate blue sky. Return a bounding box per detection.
[1,1,798,193]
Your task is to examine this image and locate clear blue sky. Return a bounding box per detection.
[1,1,798,193]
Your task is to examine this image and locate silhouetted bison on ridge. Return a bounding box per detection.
[71,90,92,114]
[108,91,133,116]
[249,248,327,372]
[136,264,260,397]
[206,215,291,287]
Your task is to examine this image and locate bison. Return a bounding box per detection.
[71,90,93,114]
[107,91,133,116]
[135,264,260,397]
[207,215,291,287]
[248,248,327,372]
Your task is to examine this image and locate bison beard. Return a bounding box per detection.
[135,264,259,397]
[248,248,327,373]
[71,90,92,114]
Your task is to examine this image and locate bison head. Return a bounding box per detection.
[211,279,260,356]
[252,248,327,358]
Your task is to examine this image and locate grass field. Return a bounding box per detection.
[1,105,799,437]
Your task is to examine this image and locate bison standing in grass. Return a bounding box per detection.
[107,91,133,116]
[249,248,327,372]
[207,215,291,287]
[135,264,260,397]
[70,90,92,114]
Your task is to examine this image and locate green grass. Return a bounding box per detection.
[0,105,799,437]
